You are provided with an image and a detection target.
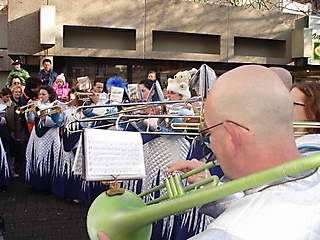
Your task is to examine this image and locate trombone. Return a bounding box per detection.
[66,114,201,135]
[74,97,203,117]
[86,152,320,240]
[293,121,320,137]
[65,98,203,133]
[115,114,201,136]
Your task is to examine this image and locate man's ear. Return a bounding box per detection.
[223,121,240,157]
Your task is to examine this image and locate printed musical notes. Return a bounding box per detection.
[82,129,145,181]
[109,87,124,103]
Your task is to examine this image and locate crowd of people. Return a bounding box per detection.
[1,60,320,240]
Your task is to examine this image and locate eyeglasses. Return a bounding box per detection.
[12,82,21,85]
[199,120,250,137]
[293,102,305,107]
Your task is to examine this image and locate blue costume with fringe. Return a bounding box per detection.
[51,106,88,202]
[24,103,62,190]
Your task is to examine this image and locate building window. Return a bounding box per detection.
[153,31,220,54]
[63,26,136,50]
[234,37,286,58]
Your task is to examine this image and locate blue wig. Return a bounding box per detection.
[106,76,126,90]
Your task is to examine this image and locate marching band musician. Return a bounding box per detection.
[51,89,88,203]
[140,76,194,133]
[79,77,129,202]
[24,85,63,191]
[0,113,11,190]
[139,79,161,114]
[91,79,107,102]
[291,81,320,154]
[82,77,128,130]
[290,81,320,135]
[105,76,129,102]
[123,77,206,240]
[20,77,43,135]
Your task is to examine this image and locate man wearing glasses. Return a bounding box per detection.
[8,76,24,91]
[167,65,320,240]
[96,65,320,240]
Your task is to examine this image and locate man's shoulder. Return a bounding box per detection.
[37,69,46,75]
[48,69,57,76]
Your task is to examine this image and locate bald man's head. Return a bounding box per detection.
[205,65,294,139]
[269,67,292,90]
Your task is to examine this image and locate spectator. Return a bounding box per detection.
[5,85,27,177]
[147,70,157,81]
[8,76,24,91]
[290,81,320,134]
[6,60,30,87]
[0,88,12,107]
[36,58,57,87]
[52,73,71,103]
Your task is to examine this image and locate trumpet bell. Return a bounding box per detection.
[87,190,151,240]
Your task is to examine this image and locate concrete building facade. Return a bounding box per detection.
[4,0,307,86]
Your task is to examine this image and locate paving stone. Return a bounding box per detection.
[0,179,90,240]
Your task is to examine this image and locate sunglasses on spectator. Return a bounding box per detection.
[12,82,21,85]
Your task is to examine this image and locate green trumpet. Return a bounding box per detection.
[87,152,320,240]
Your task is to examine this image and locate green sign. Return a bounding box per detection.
[313,41,320,62]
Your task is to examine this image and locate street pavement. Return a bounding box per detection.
[0,178,90,240]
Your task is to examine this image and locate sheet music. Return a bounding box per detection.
[82,129,145,181]
[77,76,91,91]
[110,87,124,102]
[127,84,142,102]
